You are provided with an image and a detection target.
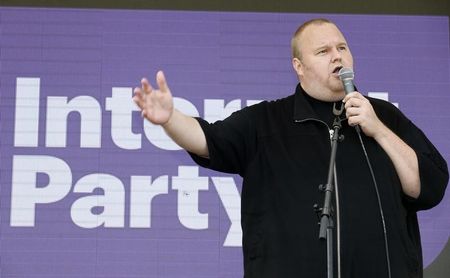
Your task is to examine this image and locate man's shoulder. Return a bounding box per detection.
[260,93,296,110]
[229,93,295,126]
[367,95,412,129]
[367,95,401,115]
[241,93,295,113]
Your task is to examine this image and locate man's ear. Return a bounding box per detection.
[292,57,303,77]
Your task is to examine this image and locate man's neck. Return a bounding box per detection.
[300,83,345,102]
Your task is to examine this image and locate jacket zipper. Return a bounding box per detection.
[294,118,333,143]
[294,117,342,278]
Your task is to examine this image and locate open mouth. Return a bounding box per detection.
[333,66,343,74]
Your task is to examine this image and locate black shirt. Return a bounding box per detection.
[190,84,448,278]
[301,88,337,127]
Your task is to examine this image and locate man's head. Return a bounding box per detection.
[291,19,354,101]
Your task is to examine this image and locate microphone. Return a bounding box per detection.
[338,67,361,133]
[338,67,355,95]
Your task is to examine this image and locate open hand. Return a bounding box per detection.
[133,71,174,126]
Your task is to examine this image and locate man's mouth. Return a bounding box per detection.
[332,66,343,74]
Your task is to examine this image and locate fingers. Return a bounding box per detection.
[133,77,152,109]
[133,87,144,109]
[342,92,383,137]
[344,92,366,125]
[347,115,361,127]
[133,71,171,120]
[156,70,169,93]
[345,106,361,118]
[136,71,169,95]
[141,78,153,94]
[344,97,365,114]
[345,105,363,128]
[133,78,149,101]
[342,91,362,103]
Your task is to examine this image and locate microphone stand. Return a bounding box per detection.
[315,103,345,278]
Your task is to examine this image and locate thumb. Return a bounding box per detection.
[156,70,169,92]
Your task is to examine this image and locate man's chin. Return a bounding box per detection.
[329,90,346,101]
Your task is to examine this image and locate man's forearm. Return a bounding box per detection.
[374,124,420,198]
[162,109,209,157]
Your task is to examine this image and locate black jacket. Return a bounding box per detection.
[190,84,448,278]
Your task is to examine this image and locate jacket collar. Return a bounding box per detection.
[293,83,320,122]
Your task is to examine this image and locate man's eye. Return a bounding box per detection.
[317,50,326,54]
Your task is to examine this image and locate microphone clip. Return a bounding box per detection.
[332,102,344,116]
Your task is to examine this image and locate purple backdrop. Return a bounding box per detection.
[0,7,449,278]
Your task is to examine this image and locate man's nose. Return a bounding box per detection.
[331,48,342,62]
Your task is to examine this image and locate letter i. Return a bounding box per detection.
[14,77,40,147]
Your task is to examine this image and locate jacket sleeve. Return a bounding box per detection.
[402,122,448,210]
[188,104,261,176]
[380,101,449,211]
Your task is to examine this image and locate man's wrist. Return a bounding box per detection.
[373,122,390,142]
[161,109,175,129]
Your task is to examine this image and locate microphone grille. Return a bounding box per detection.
[338,67,354,81]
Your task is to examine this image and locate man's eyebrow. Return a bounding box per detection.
[313,44,329,50]
[314,42,348,50]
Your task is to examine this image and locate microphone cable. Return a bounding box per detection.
[355,127,392,278]
[338,68,392,278]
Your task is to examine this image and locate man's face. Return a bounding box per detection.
[292,23,354,101]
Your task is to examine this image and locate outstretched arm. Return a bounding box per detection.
[133,71,209,157]
[343,92,420,198]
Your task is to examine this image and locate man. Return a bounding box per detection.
[133,19,448,278]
